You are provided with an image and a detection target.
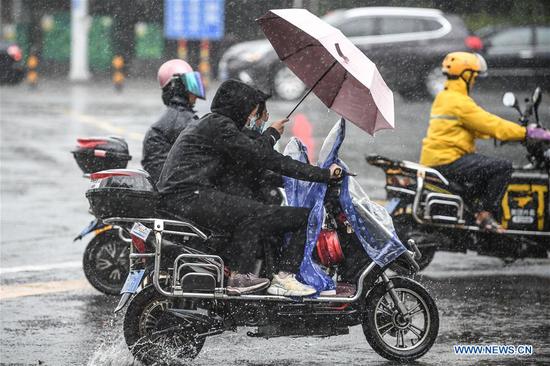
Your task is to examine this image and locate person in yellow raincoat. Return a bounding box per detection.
[420,52,550,232]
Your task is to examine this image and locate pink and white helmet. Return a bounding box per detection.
[157,59,194,89]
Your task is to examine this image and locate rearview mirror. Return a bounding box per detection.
[502,92,516,108]
[532,87,542,106]
[532,87,542,127]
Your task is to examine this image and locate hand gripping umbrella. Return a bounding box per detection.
[257,8,395,135]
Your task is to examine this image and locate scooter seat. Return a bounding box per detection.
[155,208,230,237]
[429,173,475,197]
[366,155,450,185]
[447,181,468,196]
[154,209,231,263]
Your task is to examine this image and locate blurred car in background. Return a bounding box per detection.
[477,25,550,86]
[0,41,25,85]
[219,7,481,100]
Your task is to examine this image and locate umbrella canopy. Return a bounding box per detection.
[257,8,394,135]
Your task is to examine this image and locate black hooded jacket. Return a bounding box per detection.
[141,97,197,183]
[218,128,284,201]
[157,80,330,197]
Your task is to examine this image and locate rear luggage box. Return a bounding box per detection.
[500,169,549,231]
[86,169,157,219]
[73,137,131,174]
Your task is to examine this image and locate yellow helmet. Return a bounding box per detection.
[441,52,487,78]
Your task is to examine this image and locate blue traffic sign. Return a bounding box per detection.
[164,0,225,40]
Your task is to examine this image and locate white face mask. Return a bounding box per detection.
[247,116,265,132]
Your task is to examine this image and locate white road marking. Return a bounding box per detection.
[0,261,82,275]
[66,109,144,141]
[0,279,92,300]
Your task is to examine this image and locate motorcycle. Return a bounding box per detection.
[71,134,285,295]
[84,125,440,365]
[367,87,549,270]
[72,136,132,295]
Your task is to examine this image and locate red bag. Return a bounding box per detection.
[316,229,344,267]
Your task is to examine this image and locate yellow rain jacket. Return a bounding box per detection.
[420,79,526,167]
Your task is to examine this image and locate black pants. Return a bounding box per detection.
[162,189,310,274]
[434,153,513,214]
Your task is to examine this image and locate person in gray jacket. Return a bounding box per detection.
[141,59,206,183]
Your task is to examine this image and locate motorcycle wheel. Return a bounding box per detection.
[82,230,129,296]
[362,277,439,361]
[124,286,205,365]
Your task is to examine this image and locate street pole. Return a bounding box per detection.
[12,0,24,23]
[199,40,211,87]
[177,39,188,60]
[0,0,3,40]
[69,0,90,81]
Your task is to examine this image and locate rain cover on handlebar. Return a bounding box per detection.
[283,136,334,293]
[283,119,407,293]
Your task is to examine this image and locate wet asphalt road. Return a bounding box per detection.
[1,79,549,365]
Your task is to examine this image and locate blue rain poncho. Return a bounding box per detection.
[283,119,407,293]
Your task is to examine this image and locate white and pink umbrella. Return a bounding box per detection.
[257,8,395,135]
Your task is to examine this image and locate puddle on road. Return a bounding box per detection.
[423,275,550,361]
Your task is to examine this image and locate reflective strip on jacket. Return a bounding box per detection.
[419,79,526,167]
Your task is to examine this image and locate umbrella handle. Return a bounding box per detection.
[286,61,337,119]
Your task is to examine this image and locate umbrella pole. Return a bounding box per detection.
[286,61,337,119]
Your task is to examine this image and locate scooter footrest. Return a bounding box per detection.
[250,324,349,338]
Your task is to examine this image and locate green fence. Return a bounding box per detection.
[40,12,115,71]
[41,12,71,61]
[135,22,164,60]
[88,16,114,71]
[10,13,164,71]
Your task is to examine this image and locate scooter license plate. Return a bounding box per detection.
[120,270,145,294]
[385,198,401,214]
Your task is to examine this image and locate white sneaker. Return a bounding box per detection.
[319,288,336,296]
[267,273,317,297]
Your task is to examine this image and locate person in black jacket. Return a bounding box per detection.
[158,79,343,296]
[142,59,206,183]
[218,96,285,277]
[218,93,284,203]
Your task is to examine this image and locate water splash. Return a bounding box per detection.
[87,335,136,366]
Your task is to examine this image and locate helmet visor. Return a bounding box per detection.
[475,53,488,78]
[180,71,206,99]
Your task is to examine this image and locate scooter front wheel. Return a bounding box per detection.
[362,277,439,361]
[82,230,129,295]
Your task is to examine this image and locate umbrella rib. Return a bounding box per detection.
[280,43,323,62]
[280,41,348,109]
[325,66,348,108]
[286,61,337,118]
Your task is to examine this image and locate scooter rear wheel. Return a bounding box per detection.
[362,277,439,361]
[124,286,205,365]
[82,230,129,295]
